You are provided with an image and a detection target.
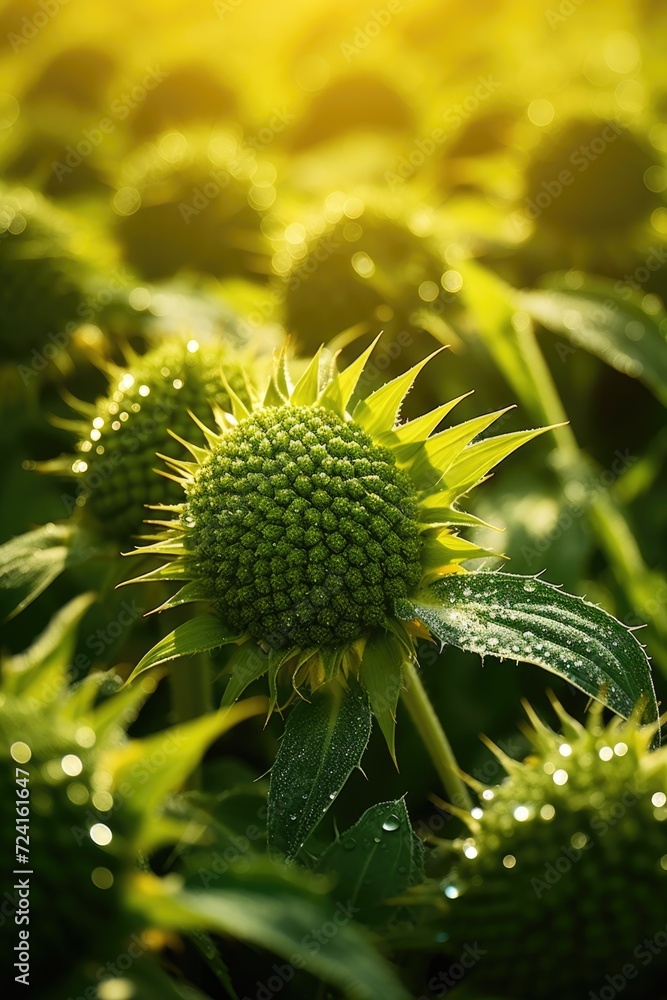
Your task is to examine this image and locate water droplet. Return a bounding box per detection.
[441,878,463,899]
[343,838,357,851]
[382,815,400,832]
[523,581,536,593]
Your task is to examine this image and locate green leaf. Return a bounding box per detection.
[359,632,406,761]
[411,572,658,725]
[315,799,415,926]
[134,861,409,1000]
[520,277,667,406]
[3,592,95,699]
[268,683,373,858]
[107,700,264,850]
[455,260,546,417]
[127,616,241,683]
[0,522,97,619]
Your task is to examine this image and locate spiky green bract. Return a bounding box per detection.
[128,342,548,743]
[61,339,253,541]
[438,706,667,999]
[188,403,423,649]
[0,186,88,360]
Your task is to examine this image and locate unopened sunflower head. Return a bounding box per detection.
[0,185,89,361]
[276,199,448,347]
[114,129,271,283]
[49,336,254,542]
[0,598,147,992]
[0,594,258,995]
[433,703,667,999]
[128,339,548,744]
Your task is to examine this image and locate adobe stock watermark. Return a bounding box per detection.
[517,121,624,233]
[241,232,342,328]
[530,780,640,900]
[60,392,182,516]
[520,449,637,567]
[240,901,362,1000]
[340,1,405,62]
[418,942,486,998]
[7,0,70,52]
[213,0,245,17]
[385,75,500,189]
[51,67,169,182]
[196,802,268,883]
[179,108,294,223]
[588,921,667,999]
[546,0,588,30]
[17,267,131,385]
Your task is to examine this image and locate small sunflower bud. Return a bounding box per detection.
[0,187,88,360]
[278,202,446,347]
[0,744,127,991]
[74,340,249,540]
[441,714,667,998]
[115,131,269,282]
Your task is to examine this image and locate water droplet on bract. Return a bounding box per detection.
[289,814,297,821]
[382,815,400,832]
[523,581,536,593]
[343,838,357,851]
[373,836,381,843]
[329,792,336,800]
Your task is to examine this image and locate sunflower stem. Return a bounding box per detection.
[169,653,212,790]
[401,658,473,812]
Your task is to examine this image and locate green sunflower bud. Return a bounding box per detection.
[73,339,251,540]
[277,201,447,347]
[186,402,423,649]
[525,120,660,235]
[439,709,667,999]
[0,732,130,991]
[0,187,88,360]
[115,131,270,282]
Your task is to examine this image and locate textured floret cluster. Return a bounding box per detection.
[75,342,247,540]
[0,747,125,991]
[186,404,423,649]
[443,719,667,998]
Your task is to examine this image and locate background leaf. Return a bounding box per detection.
[131,863,410,1000]
[520,276,667,406]
[315,799,416,927]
